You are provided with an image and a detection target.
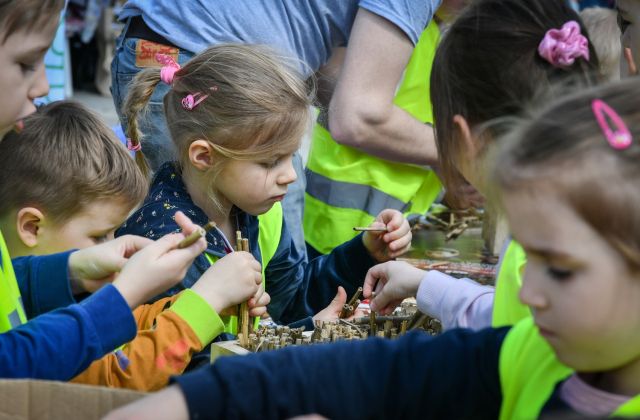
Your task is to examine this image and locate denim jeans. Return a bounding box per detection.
[111,26,308,260]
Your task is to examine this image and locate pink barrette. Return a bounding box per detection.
[592,99,632,150]
[127,138,142,152]
[182,92,209,110]
[181,86,218,111]
[155,53,181,85]
[538,21,590,67]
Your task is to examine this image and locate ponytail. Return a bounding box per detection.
[122,68,162,179]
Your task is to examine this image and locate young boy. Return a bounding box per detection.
[0,100,269,390]
[0,0,212,380]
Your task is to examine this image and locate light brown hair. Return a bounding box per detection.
[0,101,148,224]
[123,43,313,189]
[493,78,640,269]
[0,0,64,43]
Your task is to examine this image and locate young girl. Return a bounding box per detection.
[108,75,640,420]
[116,44,411,330]
[363,0,601,330]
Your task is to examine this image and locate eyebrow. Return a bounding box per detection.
[521,246,581,263]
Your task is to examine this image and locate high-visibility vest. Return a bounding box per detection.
[304,22,443,255]
[0,230,27,333]
[205,203,283,334]
[499,318,640,419]
[492,240,530,327]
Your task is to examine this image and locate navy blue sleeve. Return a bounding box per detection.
[264,221,376,325]
[12,251,76,318]
[0,284,136,380]
[175,327,508,420]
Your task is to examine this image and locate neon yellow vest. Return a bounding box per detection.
[492,240,530,327]
[499,318,640,418]
[304,22,443,255]
[0,230,27,333]
[205,203,283,335]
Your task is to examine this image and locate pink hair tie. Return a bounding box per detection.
[155,53,181,85]
[592,99,632,150]
[538,21,590,68]
[127,138,142,152]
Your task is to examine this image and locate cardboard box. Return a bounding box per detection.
[0,379,146,420]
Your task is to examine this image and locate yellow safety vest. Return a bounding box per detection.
[304,22,443,255]
[492,240,530,327]
[0,230,27,333]
[205,203,283,335]
[499,318,640,419]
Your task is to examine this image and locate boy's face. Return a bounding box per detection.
[503,189,640,377]
[0,20,58,138]
[30,199,133,254]
[617,0,640,76]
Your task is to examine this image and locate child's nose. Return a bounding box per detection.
[29,64,50,100]
[518,271,548,310]
[277,157,298,185]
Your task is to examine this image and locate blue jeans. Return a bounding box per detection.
[111,25,308,260]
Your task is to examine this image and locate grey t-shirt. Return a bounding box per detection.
[119,0,440,77]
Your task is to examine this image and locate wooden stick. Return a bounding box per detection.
[353,226,389,232]
[177,221,217,249]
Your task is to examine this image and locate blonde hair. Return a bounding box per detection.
[0,101,148,224]
[493,78,640,270]
[123,44,313,198]
[580,7,621,81]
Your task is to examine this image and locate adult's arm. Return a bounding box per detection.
[328,8,438,165]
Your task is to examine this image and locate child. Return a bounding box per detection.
[0,100,268,390]
[116,44,412,330]
[0,0,209,380]
[364,0,600,330]
[108,75,640,420]
[580,7,621,81]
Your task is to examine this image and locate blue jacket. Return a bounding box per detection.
[117,163,376,329]
[174,327,594,419]
[0,250,136,379]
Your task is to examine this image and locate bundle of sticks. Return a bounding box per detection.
[236,231,252,347]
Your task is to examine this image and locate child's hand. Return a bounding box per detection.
[362,209,411,262]
[68,234,154,293]
[112,212,206,308]
[191,252,262,313]
[363,261,426,315]
[247,285,270,318]
[312,287,365,323]
[113,231,206,308]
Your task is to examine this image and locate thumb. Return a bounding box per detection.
[370,287,391,313]
[329,286,347,311]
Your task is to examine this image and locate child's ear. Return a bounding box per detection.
[16,207,45,248]
[452,114,479,158]
[188,140,215,171]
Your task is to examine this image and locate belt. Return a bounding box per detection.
[124,16,176,48]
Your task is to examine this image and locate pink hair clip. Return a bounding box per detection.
[181,86,219,110]
[127,138,142,152]
[182,92,209,110]
[155,53,181,85]
[592,99,632,150]
[538,21,589,68]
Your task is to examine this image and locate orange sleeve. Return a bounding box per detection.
[71,290,226,391]
[70,310,202,391]
[132,295,180,330]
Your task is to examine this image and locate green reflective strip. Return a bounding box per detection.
[305,169,411,215]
